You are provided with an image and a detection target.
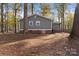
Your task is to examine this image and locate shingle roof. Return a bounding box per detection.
[19,14,52,21]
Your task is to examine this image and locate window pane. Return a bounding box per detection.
[29,21,33,26]
[36,21,40,26]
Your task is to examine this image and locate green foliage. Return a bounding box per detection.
[65,12,74,32]
[66,13,73,25]
[0,3,21,31]
[41,4,51,17]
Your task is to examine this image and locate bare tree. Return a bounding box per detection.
[14,3,17,33]
[24,3,27,33]
[1,3,4,33]
[55,3,68,32]
[6,4,9,32]
[4,3,8,32]
[31,3,33,14]
[14,3,20,33]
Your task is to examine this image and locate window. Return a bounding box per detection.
[36,21,40,26]
[29,21,33,26]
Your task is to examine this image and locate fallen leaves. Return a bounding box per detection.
[0,32,70,56]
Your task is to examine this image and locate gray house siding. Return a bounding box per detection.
[26,15,52,30]
[52,23,60,31]
[19,14,62,33]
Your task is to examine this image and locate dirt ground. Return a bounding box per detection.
[0,32,77,56]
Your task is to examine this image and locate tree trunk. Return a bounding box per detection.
[61,5,64,32]
[63,5,64,32]
[24,3,27,33]
[1,3,4,33]
[4,12,6,32]
[14,3,17,33]
[31,3,33,14]
[6,4,8,32]
[70,4,79,38]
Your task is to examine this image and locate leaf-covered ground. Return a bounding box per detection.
[0,32,77,56]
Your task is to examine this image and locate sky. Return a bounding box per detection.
[68,3,76,13]
[21,3,77,18]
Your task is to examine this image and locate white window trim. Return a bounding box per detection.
[29,21,33,26]
[36,21,40,26]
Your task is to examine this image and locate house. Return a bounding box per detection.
[52,22,61,32]
[19,14,61,33]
